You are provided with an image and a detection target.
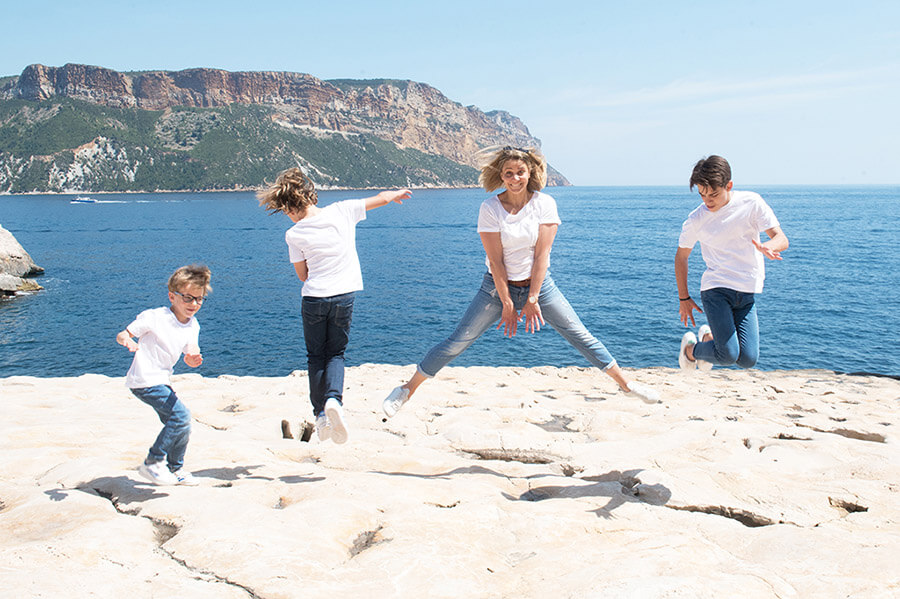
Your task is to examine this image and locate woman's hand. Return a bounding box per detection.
[521,300,544,333]
[497,299,520,337]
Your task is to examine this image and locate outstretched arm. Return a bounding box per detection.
[752,226,789,260]
[364,189,412,211]
[116,329,139,352]
[480,232,519,337]
[675,247,702,327]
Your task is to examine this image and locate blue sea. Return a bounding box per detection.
[1,186,898,379]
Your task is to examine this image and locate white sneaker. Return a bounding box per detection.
[324,398,348,444]
[382,386,410,417]
[625,382,661,404]
[138,461,178,486]
[696,325,714,371]
[173,469,199,486]
[315,413,331,441]
[679,331,698,370]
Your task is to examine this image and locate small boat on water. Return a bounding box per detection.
[70,196,97,204]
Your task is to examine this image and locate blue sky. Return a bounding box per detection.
[2,0,898,185]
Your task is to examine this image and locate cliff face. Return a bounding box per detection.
[2,64,566,186]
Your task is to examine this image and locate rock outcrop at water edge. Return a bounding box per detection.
[0,225,43,294]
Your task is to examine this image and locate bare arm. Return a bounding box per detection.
[293,261,308,282]
[752,225,789,260]
[480,232,519,337]
[675,246,702,327]
[364,189,412,211]
[521,223,558,333]
[116,329,139,352]
[184,344,203,368]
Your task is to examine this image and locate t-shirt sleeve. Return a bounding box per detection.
[477,199,500,233]
[346,198,367,224]
[678,217,698,249]
[752,196,780,232]
[285,228,306,264]
[538,194,562,225]
[126,309,154,338]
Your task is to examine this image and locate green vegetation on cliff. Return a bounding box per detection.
[0,97,479,192]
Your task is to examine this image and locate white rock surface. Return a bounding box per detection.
[1,365,898,598]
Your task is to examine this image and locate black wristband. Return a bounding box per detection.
[679,296,691,301]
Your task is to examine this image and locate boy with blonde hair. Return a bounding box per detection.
[116,264,211,485]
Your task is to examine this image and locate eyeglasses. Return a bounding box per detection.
[173,291,206,305]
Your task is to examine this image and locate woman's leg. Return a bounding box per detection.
[410,274,503,395]
[539,277,616,369]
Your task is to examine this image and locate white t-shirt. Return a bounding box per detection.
[285,199,367,297]
[476,191,562,280]
[125,306,200,389]
[678,190,780,294]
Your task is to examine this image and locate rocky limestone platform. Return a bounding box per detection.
[1,365,898,598]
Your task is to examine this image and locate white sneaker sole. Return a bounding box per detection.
[679,331,698,371]
[324,399,348,444]
[696,325,714,371]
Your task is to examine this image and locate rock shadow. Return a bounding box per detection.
[503,469,672,519]
[192,465,272,481]
[277,475,326,485]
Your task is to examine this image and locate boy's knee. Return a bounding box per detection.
[714,343,741,365]
[736,354,758,369]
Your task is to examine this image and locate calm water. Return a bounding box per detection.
[1,186,898,378]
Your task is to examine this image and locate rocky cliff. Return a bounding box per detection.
[0,64,569,192]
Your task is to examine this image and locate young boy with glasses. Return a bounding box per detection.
[258,167,410,444]
[116,264,211,485]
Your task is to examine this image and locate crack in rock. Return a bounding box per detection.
[665,504,779,527]
[89,487,263,598]
[828,497,868,514]
[460,448,557,464]
[795,423,886,443]
[349,525,390,557]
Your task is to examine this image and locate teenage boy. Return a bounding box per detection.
[675,155,789,370]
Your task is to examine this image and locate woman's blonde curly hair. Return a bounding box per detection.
[477,145,547,193]
[257,167,318,215]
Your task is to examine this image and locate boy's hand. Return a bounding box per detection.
[184,352,203,368]
[679,298,702,327]
[116,330,139,352]
[752,238,783,260]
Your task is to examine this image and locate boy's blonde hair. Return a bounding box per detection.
[168,264,212,294]
[257,167,318,215]
[478,146,547,193]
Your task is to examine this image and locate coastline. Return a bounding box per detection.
[2,364,898,597]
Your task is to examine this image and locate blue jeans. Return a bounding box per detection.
[130,385,191,471]
[302,292,355,416]
[418,273,616,377]
[692,287,759,368]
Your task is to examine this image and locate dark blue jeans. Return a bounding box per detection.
[692,287,759,368]
[301,292,355,416]
[130,385,191,471]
